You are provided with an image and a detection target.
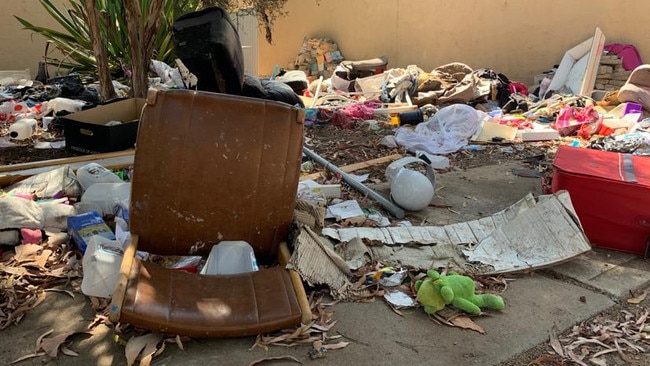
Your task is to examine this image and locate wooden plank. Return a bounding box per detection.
[300,153,402,181]
[0,149,134,174]
[0,150,135,188]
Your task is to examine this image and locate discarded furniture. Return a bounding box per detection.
[618,64,650,112]
[109,89,310,337]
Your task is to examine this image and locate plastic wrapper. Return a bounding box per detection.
[395,104,486,154]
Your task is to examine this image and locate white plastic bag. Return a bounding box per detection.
[395,104,486,154]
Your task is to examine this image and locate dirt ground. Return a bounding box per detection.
[1,121,649,365]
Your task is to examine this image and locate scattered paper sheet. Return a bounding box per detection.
[325,200,365,221]
[384,290,416,308]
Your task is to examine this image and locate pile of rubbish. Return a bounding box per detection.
[1,27,650,364]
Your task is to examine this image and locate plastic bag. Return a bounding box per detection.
[395,104,486,154]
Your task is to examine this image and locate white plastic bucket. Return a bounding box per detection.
[200,241,259,275]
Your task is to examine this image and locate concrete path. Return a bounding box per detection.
[1,161,649,365]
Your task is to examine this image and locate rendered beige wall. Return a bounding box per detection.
[2,0,649,87]
[259,0,650,85]
[0,0,68,78]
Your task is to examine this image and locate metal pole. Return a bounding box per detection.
[302,147,405,219]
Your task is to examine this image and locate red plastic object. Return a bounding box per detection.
[551,145,650,255]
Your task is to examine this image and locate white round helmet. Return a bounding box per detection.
[390,168,435,211]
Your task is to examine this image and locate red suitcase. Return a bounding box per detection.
[551,145,650,255]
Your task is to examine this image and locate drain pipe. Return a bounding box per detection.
[302,147,405,219]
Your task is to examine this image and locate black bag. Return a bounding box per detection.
[474,69,512,107]
[172,7,245,95]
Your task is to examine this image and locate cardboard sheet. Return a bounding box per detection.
[322,191,591,274]
[472,120,518,142]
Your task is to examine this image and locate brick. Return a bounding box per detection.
[600,58,623,66]
[608,79,627,87]
[598,65,613,74]
[612,71,632,81]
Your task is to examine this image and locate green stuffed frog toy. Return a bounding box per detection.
[415,270,505,315]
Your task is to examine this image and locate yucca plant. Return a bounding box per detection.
[15,0,184,78]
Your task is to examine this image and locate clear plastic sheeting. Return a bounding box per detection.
[395,104,487,154]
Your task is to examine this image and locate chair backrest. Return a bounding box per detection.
[130,89,304,262]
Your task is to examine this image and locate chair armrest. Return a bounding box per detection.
[278,241,312,325]
[108,234,139,323]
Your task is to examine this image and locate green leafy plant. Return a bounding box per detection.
[16,0,290,99]
[15,0,184,78]
[16,0,289,79]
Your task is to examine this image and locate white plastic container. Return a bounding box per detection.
[81,235,125,298]
[78,182,130,216]
[8,118,37,140]
[200,241,259,275]
[76,162,123,191]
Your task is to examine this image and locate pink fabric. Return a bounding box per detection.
[20,228,43,244]
[554,105,602,137]
[604,44,643,71]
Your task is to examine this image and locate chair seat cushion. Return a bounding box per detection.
[119,259,302,337]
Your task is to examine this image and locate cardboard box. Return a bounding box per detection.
[63,98,145,154]
[517,126,560,141]
[67,211,116,253]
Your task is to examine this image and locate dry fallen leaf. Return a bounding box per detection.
[172,335,184,351]
[449,315,485,334]
[125,333,163,366]
[39,330,77,357]
[627,290,647,304]
[10,351,46,364]
[13,244,42,262]
[322,341,349,350]
[549,325,564,358]
[247,355,302,366]
[60,346,80,357]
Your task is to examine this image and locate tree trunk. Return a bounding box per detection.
[124,0,164,99]
[84,0,116,101]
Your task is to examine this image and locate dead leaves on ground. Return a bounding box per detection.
[546,308,650,365]
[11,328,86,364]
[125,333,164,366]
[250,295,349,359]
[1,240,81,330]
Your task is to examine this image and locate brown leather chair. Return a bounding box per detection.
[108,89,311,337]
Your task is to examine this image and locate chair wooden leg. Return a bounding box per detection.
[108,234,139,323]
[278,241,312,325]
